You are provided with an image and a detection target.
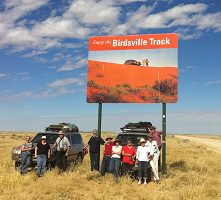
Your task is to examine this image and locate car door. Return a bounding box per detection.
[71,134,83,160]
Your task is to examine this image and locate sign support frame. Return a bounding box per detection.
[162,102,167,175]
[98,102,102,137]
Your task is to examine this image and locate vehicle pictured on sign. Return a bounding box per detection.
[117,122,152,178]
[12,123,85,170]
[124,59,142,66]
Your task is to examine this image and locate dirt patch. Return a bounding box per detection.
[175,135,221,154]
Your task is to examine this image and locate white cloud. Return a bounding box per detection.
[0,1,220,53]
[48,77,84,88]
[2,91,33,101]
[31,17,90,39]
[196,12,221,32]
[65,0,120,25]
[58,58,87,71]
[22,50,47,58]
[0,73,8,78]
[0,0,49,23]
[114,0,146,4]
[205,80,221,85]
[113,3,221,39]
[34,87,71,98]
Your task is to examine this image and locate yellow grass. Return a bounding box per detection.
[0,132,221,200]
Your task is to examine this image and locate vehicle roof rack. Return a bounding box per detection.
[120,121,152,133]
[45,123,79,132]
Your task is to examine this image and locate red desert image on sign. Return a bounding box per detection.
[87,34,178,103]
[87,60,178,103]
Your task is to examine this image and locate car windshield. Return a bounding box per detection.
[117,134,148,146]
[32,133,58,144]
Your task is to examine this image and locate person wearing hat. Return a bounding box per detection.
[122,139,136,176]
[136,138,150,185]
[20,136,34,175]
[86,129,105,171]
[146,135,160,183]
[101,137,114,176]
[35,136,51,177]
[109,139,122,178]
[148,125,163,168]
[52,130,71,173]
[63,125,71,133]
[148,126,163,150]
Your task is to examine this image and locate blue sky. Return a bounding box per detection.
[0,0,220,134]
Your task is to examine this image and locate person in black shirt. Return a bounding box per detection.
[86,129,105,171]
[35,136,50,177]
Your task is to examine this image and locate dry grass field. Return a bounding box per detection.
[0,132,221,200]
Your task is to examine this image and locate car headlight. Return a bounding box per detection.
[12,148,21,154]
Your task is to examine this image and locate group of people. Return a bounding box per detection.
[86,126,162,185]
[20,126,71,177]
[19,125,162,185]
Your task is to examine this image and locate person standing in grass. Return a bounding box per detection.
[52,131,71,173]
[109,139,122,178]
[101,137,114,176]
[20,136,34,175]
[86,129,105,171]
[146,135,160,183]
[136,138,150,185]
[149,126,163,151]
[35,136,50,177]
[122,139,136,176]
[148,126,163,168]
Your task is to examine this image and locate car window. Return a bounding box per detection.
[32,133,58,144]
[71,134,83,144]
[65,134,71,142]
[117,134,148,146]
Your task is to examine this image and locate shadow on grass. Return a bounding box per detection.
[169,160,188,172]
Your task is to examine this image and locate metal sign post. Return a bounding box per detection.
[162,103,167,175]
[97,102,102,169]
[98,102,102,137]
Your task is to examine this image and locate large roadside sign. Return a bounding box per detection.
[87,33,178,103]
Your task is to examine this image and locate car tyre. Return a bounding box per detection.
[15,161,21,171]
[47,162,55,171]
[76,153,83,164]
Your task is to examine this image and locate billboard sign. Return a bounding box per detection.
[87,33,178,103]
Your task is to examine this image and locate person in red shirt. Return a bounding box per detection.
[101,137,114,176]
[122,139,136,176]
[149,126,163,150]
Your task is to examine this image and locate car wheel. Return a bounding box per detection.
[47,162,55,171]
[76,153,83,164]
[15,161,20,171]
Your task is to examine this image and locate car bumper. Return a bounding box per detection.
[12,154,56,163]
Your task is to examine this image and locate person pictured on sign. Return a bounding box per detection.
[52,131,71,173]
[101,137,114,176]
[109,139,122,178]
[136,138,150,185]
[122,139,136,176]
[146,135,160,183]
[86,129,105,171]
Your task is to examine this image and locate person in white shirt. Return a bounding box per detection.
[109,139,122,178]
[146,135,160,182]
[52,131,71,173]
[136,138,150,185]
